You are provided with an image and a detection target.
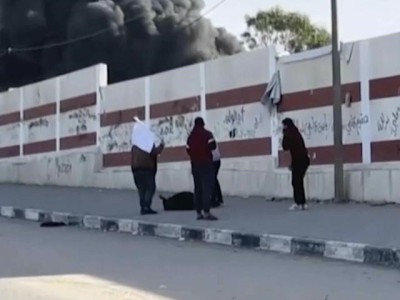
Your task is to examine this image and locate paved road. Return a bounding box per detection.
[0,218,399,300]
[1,184,400,248]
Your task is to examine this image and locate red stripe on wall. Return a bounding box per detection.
[24,103,56,121]
[60,132,97,150]
[371,140,400,162]
[158,138,271,163]
[279,82,361,112]
[0,145,20,158]
[370,75,400,100]
[219,138,271,158]
[100,106,145,127]
[0,112,20,126]
[103,152,130,168]
[103,137,272,168]
[150,96,200,119]
[60,93,96,113]
[206,84,267,110]
[23,139,56,155]
[278,143,362,167]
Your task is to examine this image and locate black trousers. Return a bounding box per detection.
[191,163,214,214]
[291,158,310,205]
[211,160,223,205]
[132,167,156,210]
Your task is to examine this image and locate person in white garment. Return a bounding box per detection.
[211,143,223,207]
[131,117,164,215]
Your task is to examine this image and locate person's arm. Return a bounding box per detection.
[186,135,191,156]
[282,130,292,170]
[282,130,291,151]
[151,140,165,156]
[207,131,217,151]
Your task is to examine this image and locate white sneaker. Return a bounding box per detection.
[302,204,309,210]
[289,204,300,211]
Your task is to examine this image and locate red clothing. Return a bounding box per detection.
[186,126,216,164]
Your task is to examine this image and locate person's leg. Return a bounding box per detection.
[299,159,310,207]
[291,164,302,209]
[215,160,224,204]
[215,160,223,204]
[214,160,221,175]
[132,170,147,212]
[211,161,219,206]
[297,172,306,206]
[291,161,308,209]
[202,164,218,220]
[191,165,204,218]
[143,169,157,214]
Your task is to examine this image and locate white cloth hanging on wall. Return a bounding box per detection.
[340,42,354,64]
[261,70,282,106]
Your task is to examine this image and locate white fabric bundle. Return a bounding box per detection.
[131,118,156,154]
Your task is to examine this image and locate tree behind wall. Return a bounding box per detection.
[241,6,331,53]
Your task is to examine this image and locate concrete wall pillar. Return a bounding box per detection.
[199,62,207,123]
[359,40,372,164]
[19,88,24,157]
[95,64,108,147]
[55,77,61,152]
[145,76,151,125]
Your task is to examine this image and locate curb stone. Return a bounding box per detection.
[1,206,399,269]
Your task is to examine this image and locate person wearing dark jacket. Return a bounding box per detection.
[186,117,218,220]
[131,140,164,215]
[281,118,310,210]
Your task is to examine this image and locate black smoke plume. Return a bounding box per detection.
[0,0,242,91]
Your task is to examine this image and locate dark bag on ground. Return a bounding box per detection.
[160,192,195,211]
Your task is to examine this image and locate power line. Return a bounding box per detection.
[0,0,229,57]
[178,0,229,32]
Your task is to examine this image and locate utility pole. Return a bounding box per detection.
[331,0,344,201]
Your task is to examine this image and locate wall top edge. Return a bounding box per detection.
[279,46,332,65]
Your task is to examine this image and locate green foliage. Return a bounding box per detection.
[241,6,331,53]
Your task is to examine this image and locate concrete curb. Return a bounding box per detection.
[1,206,399,269]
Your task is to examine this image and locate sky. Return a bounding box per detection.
[204,0,400,43]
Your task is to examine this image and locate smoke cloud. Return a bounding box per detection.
[0,0,242,91]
